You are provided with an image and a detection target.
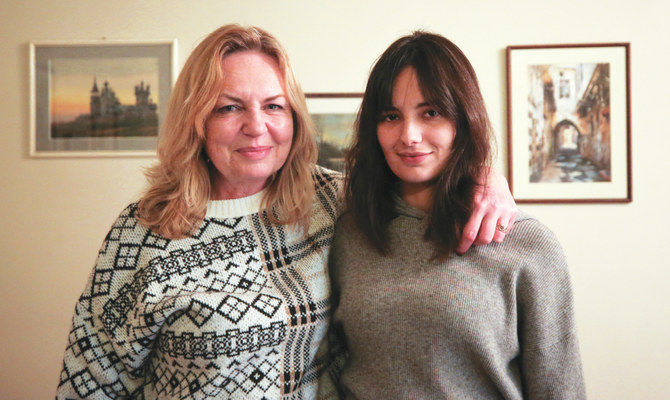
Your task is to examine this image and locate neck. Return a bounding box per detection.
[210,175,269,200]
[401,182,435,213]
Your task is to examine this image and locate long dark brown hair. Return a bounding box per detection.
[345,31,493,258]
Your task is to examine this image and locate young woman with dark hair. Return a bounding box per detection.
[346,32,499,259]
[325,32,586,399]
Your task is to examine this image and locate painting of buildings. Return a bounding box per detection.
[526,62,611,183]
[51,77,158,139]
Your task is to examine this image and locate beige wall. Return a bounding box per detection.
[1,0,669,398]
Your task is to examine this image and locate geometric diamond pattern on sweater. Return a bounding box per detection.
[56,166,343,399]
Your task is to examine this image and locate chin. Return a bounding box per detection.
[393,170,435,184]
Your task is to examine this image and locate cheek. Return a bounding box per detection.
[204,126,235,163]
[376,128,393,154]
[377,142,396,168]
[281,121,294,143]
[269,117,294,144]
[435,125,457,151]
[205,119,235,144]
[442,135,455,151]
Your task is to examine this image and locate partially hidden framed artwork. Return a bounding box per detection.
[30,40,177,157]
[306,93,363,171]
[506,43,631,203]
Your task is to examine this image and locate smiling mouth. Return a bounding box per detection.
[237,146,272,159]
[398,152,430,164]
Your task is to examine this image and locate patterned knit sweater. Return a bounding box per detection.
[56,166,342,400]
[326,198,586,399]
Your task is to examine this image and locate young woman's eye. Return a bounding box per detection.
[380,113,399,122]
[425,109,440,118]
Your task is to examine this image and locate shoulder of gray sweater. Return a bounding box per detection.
[506,209,569,273]
[511,209,559,243]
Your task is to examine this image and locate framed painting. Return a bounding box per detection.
[506,43,631,203]
[306,93,363,171]
[30,40,177,157]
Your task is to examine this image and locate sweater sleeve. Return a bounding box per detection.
[55,294,143,399]
[55,208,149,398]
[515,219,586,399]
[316,323,348,400]
[317,217,349,400]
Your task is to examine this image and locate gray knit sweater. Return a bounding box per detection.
[327,198,586,399]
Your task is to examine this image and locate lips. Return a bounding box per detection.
[398,151,430,165]
[236,146,272,160]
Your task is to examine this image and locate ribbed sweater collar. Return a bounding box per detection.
[392,192,427,220]
[205,189,266,219]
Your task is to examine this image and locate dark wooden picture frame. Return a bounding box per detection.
[506,43,631,203]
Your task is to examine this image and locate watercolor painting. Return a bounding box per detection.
[30,41,175,157]
[525,62,611,183]
[507,43,631,203]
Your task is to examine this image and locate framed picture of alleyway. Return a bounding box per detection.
[306,93,363,172]
[506,43,631,203]
[30,40,177,157]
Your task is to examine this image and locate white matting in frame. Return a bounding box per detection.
[506,43,631,203]
[30,40,177,157]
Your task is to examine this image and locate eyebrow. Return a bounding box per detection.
[215,93,287,104]
[381,101,432,111]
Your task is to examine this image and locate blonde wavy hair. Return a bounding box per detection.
[138,24,317,238]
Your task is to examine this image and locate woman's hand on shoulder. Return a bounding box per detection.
[456,167,518,255]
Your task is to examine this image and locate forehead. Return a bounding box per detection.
[391,67,425,102]
[222,49,279,68]
[219,50,286,91]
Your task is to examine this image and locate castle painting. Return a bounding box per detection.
[31,42,174,156]
[49,57,160,139]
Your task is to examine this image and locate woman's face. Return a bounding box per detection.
[205,50,293,199]
[377,67,456,195]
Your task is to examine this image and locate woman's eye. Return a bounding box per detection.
[216,105,238,113]
[267,103,284,111]
[380,113,399,122]
[425,109,439,118]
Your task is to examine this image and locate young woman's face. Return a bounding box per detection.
[205,50,294,199]
[377,67,456,193]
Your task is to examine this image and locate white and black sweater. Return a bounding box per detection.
[56,167,342,400]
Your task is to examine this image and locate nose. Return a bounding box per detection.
[242,109,267,136]
[400,119,422,146]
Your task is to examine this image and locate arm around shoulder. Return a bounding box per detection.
[458,167,518,254]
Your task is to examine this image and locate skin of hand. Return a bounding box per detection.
[456,167,518,255]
